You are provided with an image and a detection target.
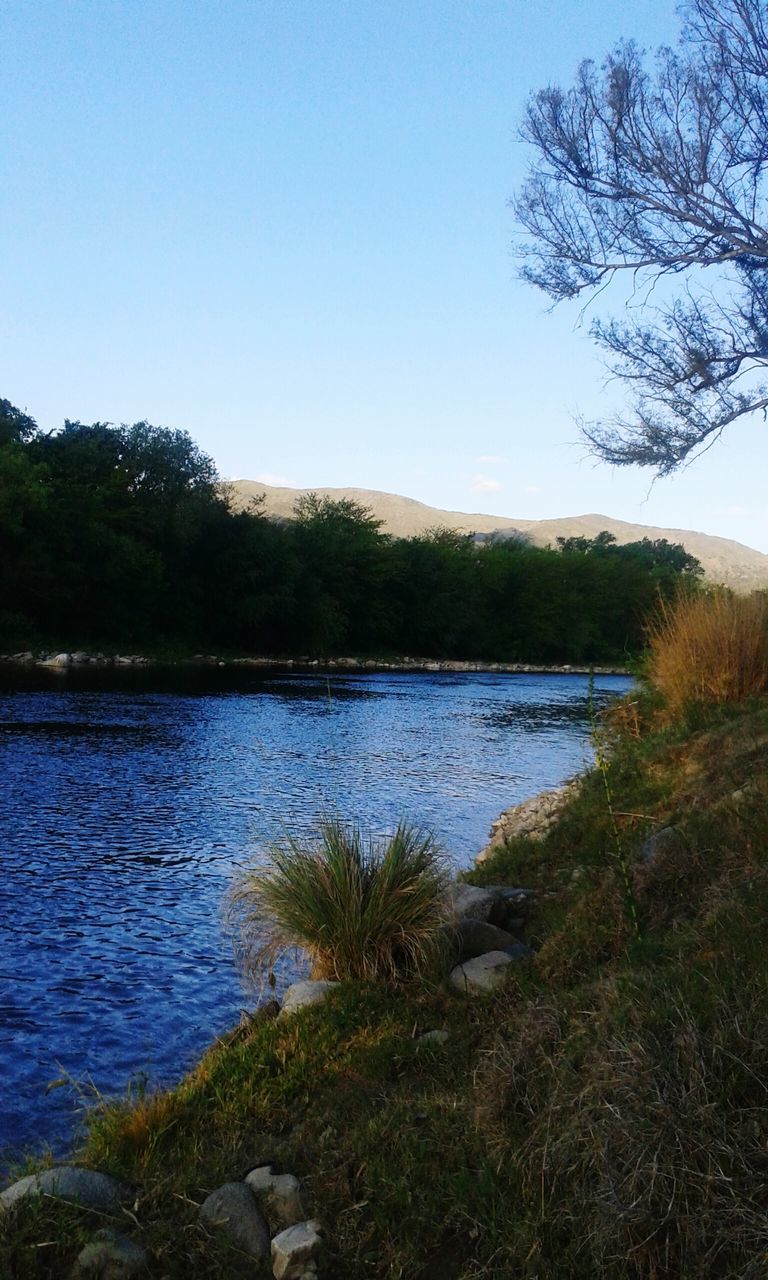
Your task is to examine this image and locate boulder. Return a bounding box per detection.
[199,1182,270,1261]
[245,1166,304,1227]
[271,1219,323,1280]
[447,883,497,922]
[448,882,535,931]
[39,652,71,668]
[449,950,517,996]
[638,826,689,866]
[482,885,537,903]
[444,918,518,962]
[278,980,338,1019]
[74,1228,148,1277]
[0,1167,130,1216]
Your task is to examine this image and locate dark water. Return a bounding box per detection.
[0,667,629,1161]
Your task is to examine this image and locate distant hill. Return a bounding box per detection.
[228,480,768,592]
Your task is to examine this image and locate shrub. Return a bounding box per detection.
[646,589,768,717]
[227,819,451,984]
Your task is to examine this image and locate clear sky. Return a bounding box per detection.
[3,0,767,552]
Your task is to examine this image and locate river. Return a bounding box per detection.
[0,666,629,1162]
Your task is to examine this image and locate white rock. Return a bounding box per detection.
[39,652,71,668]
[0,1175,38,1214]
[271,1219,323,1280]
[449,950,516,995]
[278,980,338,1019]
[245,1165,304,1226]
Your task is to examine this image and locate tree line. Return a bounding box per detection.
[0,400,702,663]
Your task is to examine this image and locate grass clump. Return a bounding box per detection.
[227,819,451,984]
[646,588,768,717]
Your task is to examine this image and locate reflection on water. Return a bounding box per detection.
[0,668,629,1161]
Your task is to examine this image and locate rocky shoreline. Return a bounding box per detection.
[0,650,628,676]
[475,780,579,864]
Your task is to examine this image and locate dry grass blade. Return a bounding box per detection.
[646,590,768,718]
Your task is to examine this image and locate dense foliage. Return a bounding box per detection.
[0,400,702,662]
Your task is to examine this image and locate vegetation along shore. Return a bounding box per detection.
[1,399,702,669]
[2,589,768,1278]
[0,651,628,676]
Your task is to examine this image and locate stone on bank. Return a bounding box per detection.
[449,950,519,995]
[199,1181,270,1261]
[0,1167,130,1216]
[271,1219,324,1280]
[278,980,339,1019]
[245,1165,305,1226]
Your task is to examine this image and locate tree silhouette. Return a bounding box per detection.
[515,0,768,473]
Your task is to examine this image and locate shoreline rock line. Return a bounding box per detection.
[0,650,628,676]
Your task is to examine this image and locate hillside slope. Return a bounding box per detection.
[229,480,768,591]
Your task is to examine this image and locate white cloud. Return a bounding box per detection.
[523,484,542,495]
[476,454,508,465]
[470,473,503,494]
[253,471,293,487]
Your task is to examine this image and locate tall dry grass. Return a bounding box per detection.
[646,589,768,716]
[227,819,451,985]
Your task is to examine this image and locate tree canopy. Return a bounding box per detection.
[515,0,768,473]
[0,400,702,663]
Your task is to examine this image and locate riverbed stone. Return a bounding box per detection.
[0,1175,39,1214]
[278,980,338,1019]
[444,917,519,961]
[245,1166,304,1226]
[271,1219,323,1280]
[74,1228,148,1277]
[0,1167,130,1216]
[448,883,497,921]
[638,825,689,866]
[39,652,71,667]
[199,1182,270,1260]
[449,950,517,995]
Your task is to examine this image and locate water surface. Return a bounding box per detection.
[0,667,629,1159]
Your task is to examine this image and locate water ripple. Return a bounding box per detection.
[0,669,629,1162]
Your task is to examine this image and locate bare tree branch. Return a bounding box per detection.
[514,0,768,470]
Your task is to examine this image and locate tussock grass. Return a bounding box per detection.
[646,589,768,717]
[227,819,451,984]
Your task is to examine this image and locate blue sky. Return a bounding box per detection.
[3,0,767,551]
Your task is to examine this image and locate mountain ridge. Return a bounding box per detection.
[228,479,768,592]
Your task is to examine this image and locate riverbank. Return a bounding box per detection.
[0,650,629,675]
[3,685,766,1278]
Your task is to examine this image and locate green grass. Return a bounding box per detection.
[226,819,452,984]
[4,696,768,1278]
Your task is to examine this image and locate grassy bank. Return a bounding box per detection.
[3,614,768,1276]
